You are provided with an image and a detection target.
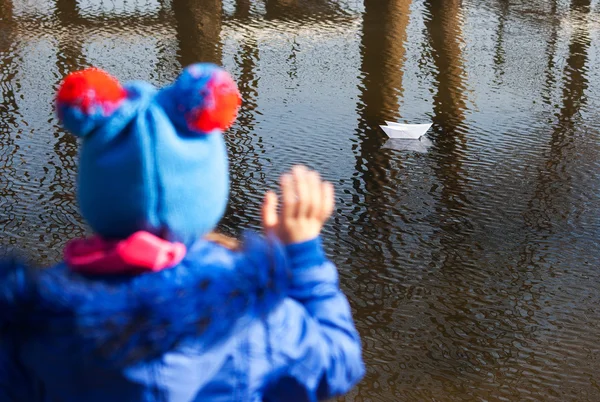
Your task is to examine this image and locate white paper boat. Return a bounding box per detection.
[380,122,432,139]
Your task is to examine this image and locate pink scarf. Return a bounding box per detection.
[64,231,186,274]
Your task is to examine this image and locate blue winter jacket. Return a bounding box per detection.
[0,233,364,401]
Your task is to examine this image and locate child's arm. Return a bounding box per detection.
[261,166,365,400]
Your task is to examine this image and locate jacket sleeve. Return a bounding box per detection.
[263,237,365,401]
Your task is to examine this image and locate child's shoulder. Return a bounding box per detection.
[187,231,288,279]
[0,232,289,367]
[0,231,284,309]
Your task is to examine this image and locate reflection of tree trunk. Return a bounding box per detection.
[0,0,17,140]
[55,0,85,72]
[492,0,509,83]
[56,40,86,74]
[424,0,466,133]
[0,0,12,17]
[360,0,411,125]
[345,0,412,274]
[343,4,413,391]
[220,37,260,235]
[152,0,179,83]
[264,0,345,20]
[172,0,222,67]
[421,4,473,354]
[524,0,591,233]
[52,0,85,223]
[54,0,86,91]
[424,0,467,221]
[235,40,259,131]
[509,2,592,362]
[541,0,559,106]
[55,0,80,21]
[0,0,15,109]
[546,0,590,174]
[0,0,20,239]
[157,0,172,17]
[265,0,300,18]
[0,0,14,53]
[555,0,589,126]
[0,0,16,129]
[354,0,412,202]
[235,0,251,18]
[354,0,413,200]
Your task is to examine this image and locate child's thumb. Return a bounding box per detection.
[261,191,279,232]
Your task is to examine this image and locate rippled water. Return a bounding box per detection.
[2,0,600,400]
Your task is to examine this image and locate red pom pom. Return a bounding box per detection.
[188,70,241,132]
[57,68,126,113]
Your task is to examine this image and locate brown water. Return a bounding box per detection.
[1,0,600,400]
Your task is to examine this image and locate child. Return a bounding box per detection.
[0,64,364,401]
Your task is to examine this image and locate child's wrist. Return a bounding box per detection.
[279,226,322,245]
[284,236,327,270]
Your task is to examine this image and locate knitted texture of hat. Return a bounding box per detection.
[56,64,241,244]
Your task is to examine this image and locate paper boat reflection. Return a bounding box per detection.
[382,136,433,153]
[380,122,433,139]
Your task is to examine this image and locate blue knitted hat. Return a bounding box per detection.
[56,64,241,244]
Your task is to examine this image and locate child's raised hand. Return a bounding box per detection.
[262,165,335,244]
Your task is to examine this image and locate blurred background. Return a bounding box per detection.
[1,0,600,400]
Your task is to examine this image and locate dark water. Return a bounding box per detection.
[2,0,600,400]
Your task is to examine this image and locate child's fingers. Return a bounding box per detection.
[321,181,335,221]
[293,166,310,218]
[280,173,297,220]
[261,190,279,232]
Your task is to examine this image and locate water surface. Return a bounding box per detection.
[1,0,600,400]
